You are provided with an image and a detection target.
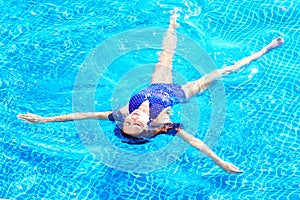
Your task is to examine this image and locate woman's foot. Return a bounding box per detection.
[266,37,284,51]
[169,9,180,30]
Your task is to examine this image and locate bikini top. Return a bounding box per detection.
[128,83,187,122]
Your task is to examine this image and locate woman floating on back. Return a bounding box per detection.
[18,11,284,174]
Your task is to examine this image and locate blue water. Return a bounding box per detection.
[1,0,299,199]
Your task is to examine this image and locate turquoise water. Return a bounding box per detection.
[1,0,299,199]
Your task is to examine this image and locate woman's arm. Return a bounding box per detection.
[17,111,112,124]
[177,129,243,174]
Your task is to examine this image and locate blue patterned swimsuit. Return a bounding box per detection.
[128,83,187,123]
[108,83,187,144]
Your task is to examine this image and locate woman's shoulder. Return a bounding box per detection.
[108,105,129,122]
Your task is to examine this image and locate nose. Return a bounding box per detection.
[130,114,138,121]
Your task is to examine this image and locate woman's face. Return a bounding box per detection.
[122,109,149,137]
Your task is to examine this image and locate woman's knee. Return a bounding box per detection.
[159,52,173,65]
[181,82,202,99]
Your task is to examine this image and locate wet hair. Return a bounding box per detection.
[108,110,182,145]
[113,125,150,145]
[108,110,149,144]
[154,122,182,136]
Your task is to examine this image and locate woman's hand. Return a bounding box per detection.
[176,130,244,174]
[18,113,45,124]
[218,160,243,174]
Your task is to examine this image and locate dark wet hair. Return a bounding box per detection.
[108,110,182,145]
[108,110,149,144]
[113,125,150,145]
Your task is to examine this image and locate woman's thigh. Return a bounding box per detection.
[151,62,172,84]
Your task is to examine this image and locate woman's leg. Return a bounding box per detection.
[151,11,179,84]
[182,37,284,98]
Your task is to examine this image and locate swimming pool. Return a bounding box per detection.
[1,0,299,199]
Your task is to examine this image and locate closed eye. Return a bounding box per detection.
[134,123,141,127]
[124,121,141,128]
[124,121,131,126]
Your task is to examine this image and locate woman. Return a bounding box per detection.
[18,12,284,174]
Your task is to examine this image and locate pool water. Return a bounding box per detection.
[1,0,299,199]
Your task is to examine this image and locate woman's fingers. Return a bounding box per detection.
[221,161,243,174]
[17,113,41,123]
[227,162,244,174]
[18,113,33,120]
